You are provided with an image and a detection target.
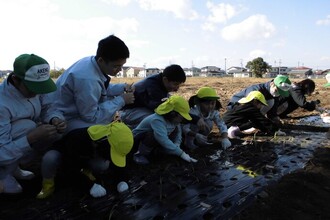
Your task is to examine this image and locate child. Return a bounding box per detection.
[183,87,231,150]
[277,79,319,118]
[227,75,291,126]
[132,95,197,165]
[37,121,133,199]
[223,91,279,139]
[120,64,186,129]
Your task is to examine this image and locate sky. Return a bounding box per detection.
[1,0,330,71]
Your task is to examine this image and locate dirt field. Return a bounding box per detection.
[116,76,330,219]
[1,76,330,219]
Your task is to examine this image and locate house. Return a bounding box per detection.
[145,68,160,77]
[125,67,144,78]
[184,67,201,77]
[200,66,225,77]
[233,72,252,78]
[227,66,248,75]
[288,66,313,78]
[266,66,290,77]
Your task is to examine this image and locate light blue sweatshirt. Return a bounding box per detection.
[0,79,63,165]
[132,113,184,156]
[51,56,126,132]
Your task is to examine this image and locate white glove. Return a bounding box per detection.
[90,183,107,198]
[221,138,231,150]
[180,152,198,163]
[276,130,286,136]
[117,181,129,193]
[195,133,208,144]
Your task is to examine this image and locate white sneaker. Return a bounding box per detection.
[0,175,22,194]
[13,167,35,180]
[89,183,106,198]
[228,126,240,139]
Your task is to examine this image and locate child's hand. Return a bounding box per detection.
[221,138,231,150]
[180,152,198,163]
[195,133,208,143]
[196,118,208,131]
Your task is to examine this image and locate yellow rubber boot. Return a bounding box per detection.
[36,178,55,199]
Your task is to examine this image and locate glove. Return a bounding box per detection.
[180,152,198,163]
[195,133,208,144]
[276,130,286,136]
[117,181,129,193]
[90,183,106,198]
[221,138,231,150]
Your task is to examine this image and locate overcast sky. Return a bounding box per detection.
[1,0,330,71]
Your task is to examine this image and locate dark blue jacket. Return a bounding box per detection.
[126,73,168,110]
[227,80,279,119]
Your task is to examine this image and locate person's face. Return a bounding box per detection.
[269,82,280,97]
[162,77,183,92]
[199,100,216,115]
[97,58,126,76]
[12,75,37,98]
[252,99,264,110]
[170,113,184,125]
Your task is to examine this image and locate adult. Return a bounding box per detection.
[277,79,319,118]
[38,35,134,198]
[227,75,292,125]
[0,54,66,194]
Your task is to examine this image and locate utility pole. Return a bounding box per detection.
[278,59,281,75]
[224,57,227,74]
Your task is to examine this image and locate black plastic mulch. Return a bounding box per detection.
[0,129,327,220]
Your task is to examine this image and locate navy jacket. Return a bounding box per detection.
[227,80,279,119]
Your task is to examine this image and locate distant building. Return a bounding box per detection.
[288,66,313,78]
[184,67,201,77]
[233,72,252,78]
[0,70,11,78]
[200,66,224,77]
[266,66,290,78]
[227,66,248,75]
[125,67,144,78]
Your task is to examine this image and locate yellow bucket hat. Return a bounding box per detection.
[87,122,133,167]
[196,87,219,100]
[238,91,268,106]
[155,95,192,121]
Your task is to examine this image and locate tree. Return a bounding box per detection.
[246,57,271,78]
[50,68,65,79]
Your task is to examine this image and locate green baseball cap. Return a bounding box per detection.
[273,75,291,97]
[13,54,56,94]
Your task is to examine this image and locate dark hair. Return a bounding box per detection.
[188,96,222,110]
[95,35,129,62]
[298,79,315,95]
[162,111,180,121]
[162,64,186,83]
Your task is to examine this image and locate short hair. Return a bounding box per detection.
[95,35,129,62]
[162,64,186,83]
[188,96,222,110]
[298,79,315,94]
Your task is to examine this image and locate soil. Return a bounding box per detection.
[1,77,330,220]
